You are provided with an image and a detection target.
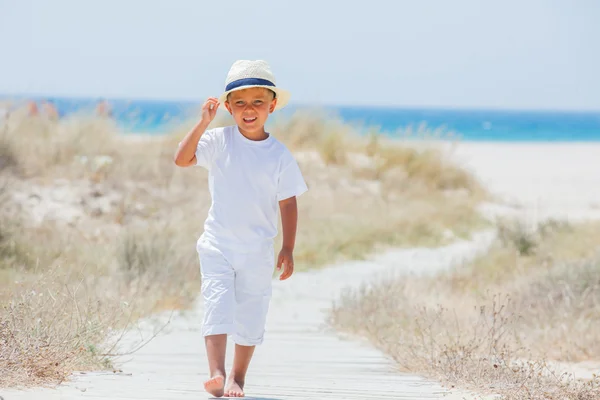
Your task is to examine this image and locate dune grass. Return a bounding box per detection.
[0,108,486,387]
[0,181,200,386]
[268,110,487,267]
[330,219,600,399]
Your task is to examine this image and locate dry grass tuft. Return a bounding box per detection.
[0,190,121,386]
[4,114,118,178]
[272,111,483,195]
[116,222,201,312]
[0,207,31,272]
[0,213,198,387]
[0,268,124,387]
[0,132,18,173]
[370,141,481,193]
[330,219,600,399]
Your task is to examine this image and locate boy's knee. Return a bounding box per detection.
[202,323,236,337]
[233,334,265,347]
[233,294,272,346]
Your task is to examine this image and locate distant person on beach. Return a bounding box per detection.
[41,99,59,120]
[174,60,307,398]
[27,101,39,116]
[95,99,111,117]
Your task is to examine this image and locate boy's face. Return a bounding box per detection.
[225,87,277,135]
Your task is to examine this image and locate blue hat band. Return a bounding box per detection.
[226,78,275,92]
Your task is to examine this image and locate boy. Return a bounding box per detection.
[173,60,307,398]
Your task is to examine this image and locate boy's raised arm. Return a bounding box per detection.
[174,97,219,167]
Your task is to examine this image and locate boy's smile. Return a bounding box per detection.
[225,87,277,140]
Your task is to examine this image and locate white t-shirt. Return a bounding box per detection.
[195,125,308,251]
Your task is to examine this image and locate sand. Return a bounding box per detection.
[2,142,598,399]
[454,142,600,222]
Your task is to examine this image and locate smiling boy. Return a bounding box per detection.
[173,60,307,397]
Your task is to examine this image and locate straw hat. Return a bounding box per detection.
[219,60,290,110]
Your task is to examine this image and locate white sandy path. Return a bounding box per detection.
[4,142,597,400]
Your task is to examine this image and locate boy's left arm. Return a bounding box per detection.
[277,196,298,281]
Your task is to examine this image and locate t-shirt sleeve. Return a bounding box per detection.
[277,151,308,201]
[194,129,221,169]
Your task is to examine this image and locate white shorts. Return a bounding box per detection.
[196,237,275,346]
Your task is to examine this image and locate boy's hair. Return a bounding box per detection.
[226,88,277,103]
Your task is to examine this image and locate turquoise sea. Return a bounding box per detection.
[4,96,600,142]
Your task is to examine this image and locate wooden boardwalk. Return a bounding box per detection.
[2,231,494,400]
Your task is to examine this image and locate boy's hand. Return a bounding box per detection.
[201,97,220,124]
[277,248,294,281]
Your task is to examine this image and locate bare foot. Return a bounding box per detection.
[224,377,245,397]
[204,374,225,397]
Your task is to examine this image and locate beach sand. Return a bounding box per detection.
[454,142,600,222]
[2,142,598,399]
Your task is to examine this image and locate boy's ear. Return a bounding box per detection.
[224,101,233,115]
[269,97,277,113]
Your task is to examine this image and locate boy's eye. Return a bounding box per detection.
[254,100,263,105]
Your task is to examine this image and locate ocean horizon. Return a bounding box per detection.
[3,95,600,142]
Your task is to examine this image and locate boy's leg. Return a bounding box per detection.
[204,334,228,397]
[225,344,255,397]
[225,244,275,397]
[197,240,236,397]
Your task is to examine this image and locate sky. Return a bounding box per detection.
[1,0,599,111]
